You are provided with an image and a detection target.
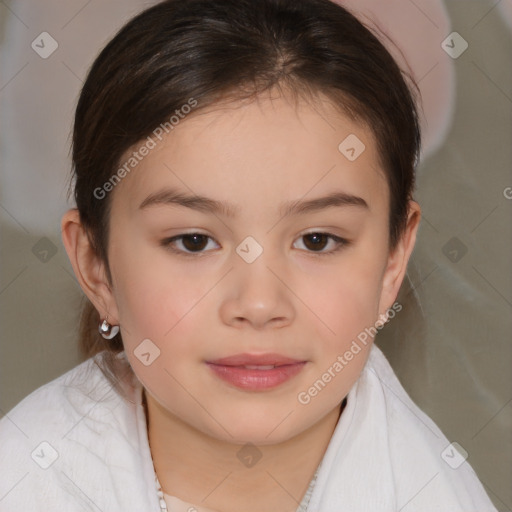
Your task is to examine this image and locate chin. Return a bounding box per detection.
[200,409,311,446]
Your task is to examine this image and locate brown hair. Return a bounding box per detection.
[66,0,421,397]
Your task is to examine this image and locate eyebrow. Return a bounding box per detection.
[138,187,368,218]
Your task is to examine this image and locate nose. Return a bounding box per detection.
[219,253,295,330]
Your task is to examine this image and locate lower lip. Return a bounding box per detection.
[206,362,307,390]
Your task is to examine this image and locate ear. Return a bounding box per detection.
[377,200,421,317]
[60,208,119,324]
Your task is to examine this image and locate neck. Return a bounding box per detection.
[143,391,346,512]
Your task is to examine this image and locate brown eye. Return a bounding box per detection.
[302,233,329,251]
[180,234,209,252]
[293,232,349,255]
[161,233,219,255]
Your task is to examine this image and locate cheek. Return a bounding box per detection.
[112,249,208,406]
[111,241,208,351]
[292,254,385,412]
[294,252,386,349]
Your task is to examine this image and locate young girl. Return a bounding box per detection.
[0,0,498,510]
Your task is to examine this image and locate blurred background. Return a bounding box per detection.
[1,0,511,509]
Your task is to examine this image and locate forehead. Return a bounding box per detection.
[111,91,388,219]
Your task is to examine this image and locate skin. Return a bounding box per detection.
[61,88,420,512]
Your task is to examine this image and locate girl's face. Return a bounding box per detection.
[98,91,418,444]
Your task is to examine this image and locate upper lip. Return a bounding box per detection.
[206,353,305,366]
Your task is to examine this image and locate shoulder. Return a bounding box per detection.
[1,354,102,437]
[0,351,126,440]
[363,344,497,511]
[0,351,154,511]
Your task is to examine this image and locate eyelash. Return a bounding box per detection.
[160,231,350,257]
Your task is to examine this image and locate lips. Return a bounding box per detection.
[205,353,307,390]
[206,353,304,367]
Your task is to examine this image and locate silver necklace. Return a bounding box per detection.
[155,474,168,512]
[154,469,318,512]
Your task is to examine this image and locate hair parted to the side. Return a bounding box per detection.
[66,0,422,399]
